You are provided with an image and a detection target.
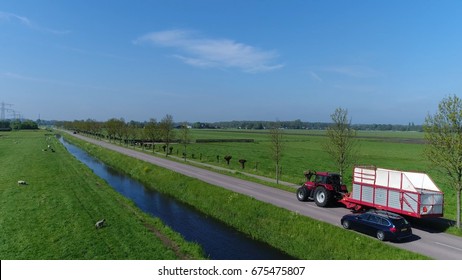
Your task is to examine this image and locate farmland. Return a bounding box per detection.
[181,129,427,184]
[0,129,456,259]
[64,132,429,259]
[71,126,460,231]
[0,130,204,259]
[180,129,460,230]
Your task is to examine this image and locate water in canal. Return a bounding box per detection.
[59,136,293,260]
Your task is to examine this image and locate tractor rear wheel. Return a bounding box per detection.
[314,186,331,207]
[296,187,308,201]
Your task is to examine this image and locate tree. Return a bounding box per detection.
[10,120,21,130]
[159,114,175,156]
[269,122,284,184]
[144,118,159,153]
[87,119,102,139]
[106,118,125,143]
[119,120,131,146]
[224,155,232,165]
[0,120,11,131]
[424,95,462,229]
[179,122,191,161]
[126,121,139,147]
[323,107,358,177]
[19,120,38,130]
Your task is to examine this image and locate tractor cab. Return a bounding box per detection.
[304,171,344,192]
[297,170,348,206]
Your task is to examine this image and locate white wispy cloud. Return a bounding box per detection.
[0,11,70,34]
[309,71,323,82]
[323,65,380,78]
[0,11,31,25]
[134,29,283,73]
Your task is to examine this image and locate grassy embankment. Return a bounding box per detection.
[0,130,204,259]
[66,132,429,259]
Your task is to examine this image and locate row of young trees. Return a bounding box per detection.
[58,114,190,157]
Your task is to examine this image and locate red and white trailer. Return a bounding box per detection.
[341,166,444,218]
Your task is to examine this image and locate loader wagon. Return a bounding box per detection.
[341,166,444,218]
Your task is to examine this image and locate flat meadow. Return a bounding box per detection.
[179,129,425,181]
[182,129,426,181]
[0,129,454,259]
[173,129,457,225]
[0,130,204,259]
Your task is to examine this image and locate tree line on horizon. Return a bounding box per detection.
[54,118,422,132]
[0,119,38,131]
[192,120,422,131]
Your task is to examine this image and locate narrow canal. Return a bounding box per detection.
[59,136,293,260]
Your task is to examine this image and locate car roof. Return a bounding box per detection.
[366,210,404,220]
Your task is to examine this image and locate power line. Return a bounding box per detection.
[1,102,14,120]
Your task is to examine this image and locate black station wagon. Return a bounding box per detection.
[341,210,413,241]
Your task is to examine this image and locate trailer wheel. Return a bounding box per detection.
[296,187,308,201]
[342,220,350,229]
[314,186,331,207]
[376,231,385,241]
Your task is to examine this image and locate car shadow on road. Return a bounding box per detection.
[391,234,421,244]
[407,217,456,233]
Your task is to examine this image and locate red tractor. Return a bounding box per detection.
[296,170,348,207]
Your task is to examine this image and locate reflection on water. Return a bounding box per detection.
[59,136,293,260]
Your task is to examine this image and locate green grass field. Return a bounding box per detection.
[168,129,458,226]
[105,127,459,232]
[1,129,454,259]
[66,132,429,259]
[0,130,204,259]
[173,129,426,183]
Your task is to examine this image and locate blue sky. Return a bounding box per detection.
[1,0,462,124]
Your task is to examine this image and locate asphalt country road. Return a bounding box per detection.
[68,132,462,260]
